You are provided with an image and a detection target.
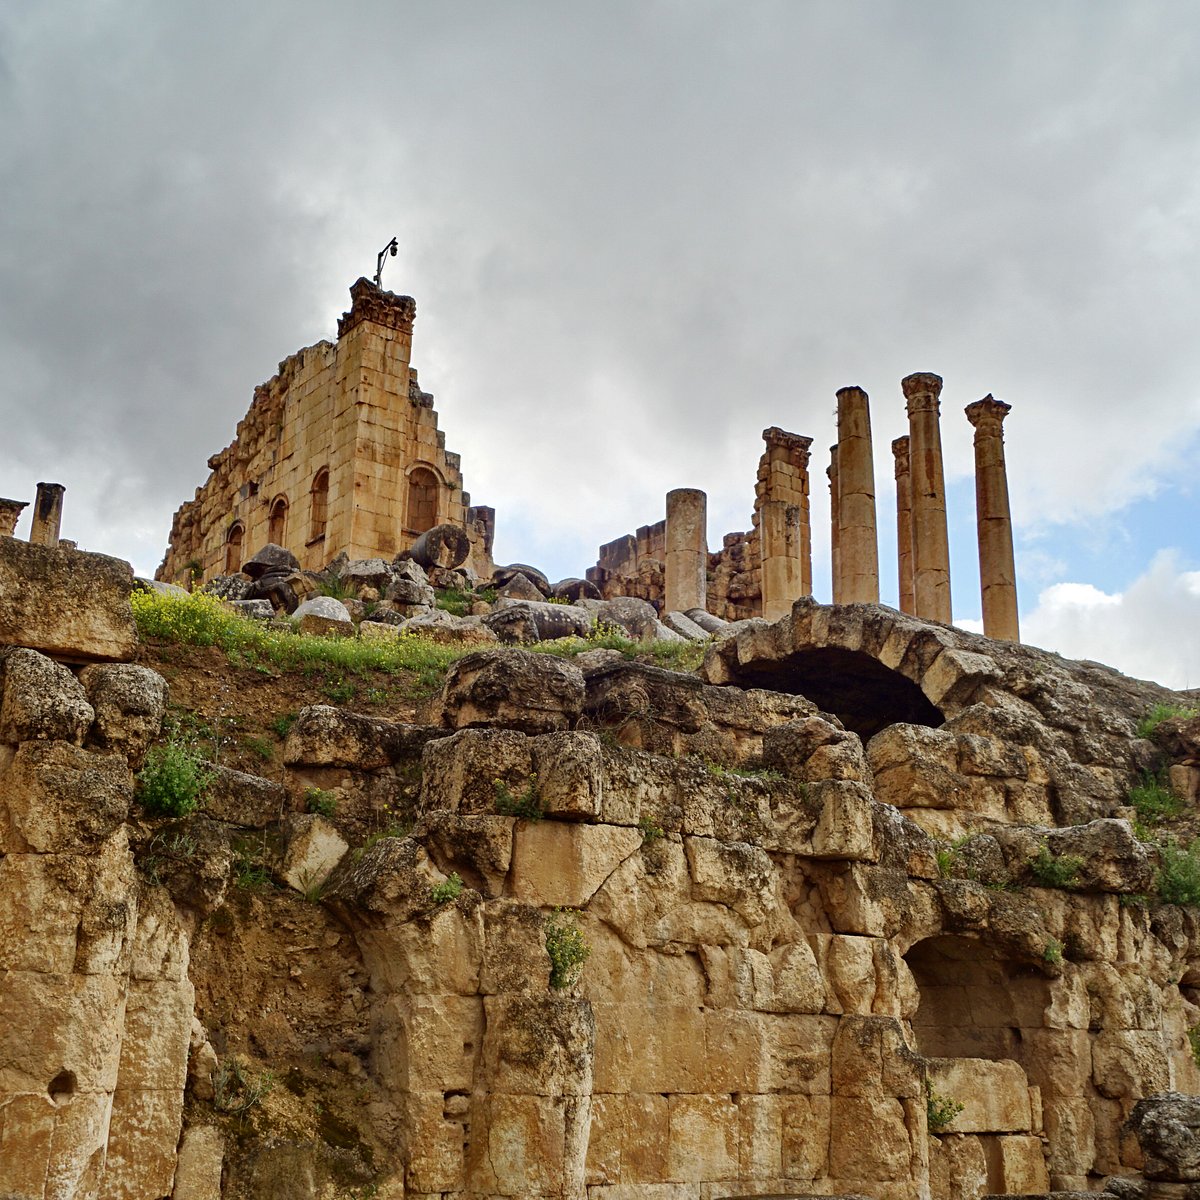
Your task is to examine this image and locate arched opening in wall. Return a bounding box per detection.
[268,496,288,546]
[906,934,1051,1061]
[225,522,245,573]
[406,466,439,535]
[309,468,329,542]
[725,646,943,740]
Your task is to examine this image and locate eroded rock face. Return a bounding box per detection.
[439,649,585,734]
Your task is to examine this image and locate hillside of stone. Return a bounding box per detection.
[8,538,1200,1200]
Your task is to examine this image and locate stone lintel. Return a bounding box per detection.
[337,277,417,338]
[901,371,944,412]
[965,394,1012,431]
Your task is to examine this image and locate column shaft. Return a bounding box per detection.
[664,488,707,613]
[902,373,952,623]
[757,427,813,620]
[29,483,65,547]
[827,446,841,603]
[835,386,879,604]
[892,437,915,615]
[966,396,1020,642]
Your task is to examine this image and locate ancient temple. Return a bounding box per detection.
[156,278,494,586]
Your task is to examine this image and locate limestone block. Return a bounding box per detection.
[284,704,439,769]
[596,744,680,827]
[404,1091,466,1193]
[769,940,827,1013]
[0,539,136,662]
[484,994,595,1096]
[480,902,550,993]
[42,1090,112,1200]
[439,649,585,734]
[667,1093,739,1182]
[532,730,604,819]
[809,780,878,860]
[928,1132,987,1200]
[685,836,775,925]
[955,731,1027,778]
[699,945,775,1010]
[780,1093,831,1181]
[419,726,532,815]
[79,663,167,767]
[419,811,515,897]
[512,822,642,908]
[662,610,710,641]
[115,977,194,1091]
[293,595,354,636]
[867,723,967,811]
[585,1092,624,1184]
[1045,818,1155,894]
[829,1095,912,1181]
[0,855,86,974]
[97,1088,183,1200]
[0,649,94,746]
[173,1126,225,1200]
[737,1092,783,1180]
[1092,1029,1171,1100]
[978,1133,1049,1194]
[359,619,403,642]
[470,1093,566,1195]
[824,934,878,1015]
[0,741,133,855]
[326,836,454,931]
[591,1001,708,1093]
[199,763,286,827]
[921,648,1002,708]
[0,970,125,1094]
[130,884,190,983]
[0,1092,56,1196]
[376,993,483,1092]
[928,1058,1031,1133]
[753,1012,836,1095]
[763,715,867,782]
[831,1015,921,1100]
[1043,1096,1096,1176]
[279,814,348,891]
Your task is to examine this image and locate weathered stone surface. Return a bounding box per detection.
[485,599,593,643]
[241,543,301,578]
[0,648,94,745]
[511,822,642,907]
[199,763,285,827]
[0,539,137,661]
[279,813,349,891]
[79,663,167,767]
[173,1126,224,1200]
[928,1057,1033,1133]
[293,594,354,636]
[1128,1093,1200,1181]
[439,649,585,734]
[285,705,442,768]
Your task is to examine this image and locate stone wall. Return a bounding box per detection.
[157,278,491,586]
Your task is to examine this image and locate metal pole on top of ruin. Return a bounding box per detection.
[373,237,399,289]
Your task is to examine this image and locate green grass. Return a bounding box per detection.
[1137,702,1200,739]
[137,737,214,817]
[436,587,474,617]
[1129,772,1184,827]
[1029,843,1083,889]
[495,775,543,820]
[1158,838,1200,906]
[133,589,472,693]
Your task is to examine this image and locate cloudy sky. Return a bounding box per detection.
[4,1,1200,685]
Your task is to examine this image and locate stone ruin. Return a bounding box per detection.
[6,516,1200,1198]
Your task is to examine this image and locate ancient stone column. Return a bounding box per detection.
[827,446,841,603]
[29,482,65,547]
[892,437,915,615]
[965,395,1019,642]
[835,386,879,605]
[664,487,707,613]
[902,373,952,623]
[0,498,27,538]
[756,427,813,620]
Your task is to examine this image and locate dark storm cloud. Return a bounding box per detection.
[3,1,1200,601]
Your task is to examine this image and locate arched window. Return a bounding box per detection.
[268,496,288,546]
[406,467,439,534]
[309,468,329,541]
[225,521,245,573]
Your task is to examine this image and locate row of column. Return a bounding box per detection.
[827,374,1018,641]
[0,483,64,545]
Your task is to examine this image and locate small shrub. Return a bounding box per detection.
[1043,937,1064,965]
[137,738,214,817]
[1188,1023,1200,1068]
[638,815,665,844]
[242,735,274,762]
[495,774,543,820]
[935,846,957,879]
[270,711,298,739]
[1130,772,1184,826]
[213,1057,275,1116]
[1029,843,1083,889]
[1158,838,1200,906]
[429,872,464,905]
[234,852,272,891]
[1137,703,1199,740]
[305,788,338,818]
[436,587,474,617]
[545,909,590,989]
[323,675,356,704]
[925,1079,964,1134]
[316,576,355,601]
